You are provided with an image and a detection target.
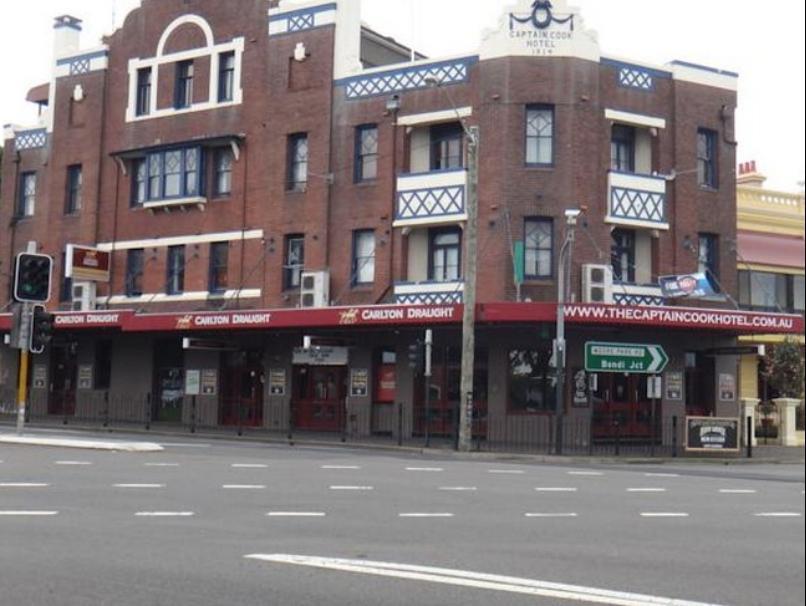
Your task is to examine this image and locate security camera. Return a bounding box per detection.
[564,208,583,225]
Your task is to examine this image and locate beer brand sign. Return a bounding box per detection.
[66,245,110,282]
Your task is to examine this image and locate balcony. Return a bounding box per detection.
[394,169,468,228]
[613,283,666,307]
[606,171,669,230]
[394,281,465,305]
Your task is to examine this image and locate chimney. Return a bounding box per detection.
[53,15,82,59]
[736,160,767,188]
[333,0,362,80]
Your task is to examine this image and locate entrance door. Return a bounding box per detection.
[292,366,346,432]
[685,355,715,417]
[592,373,656,440]
[49,343,78,417]
[220,351,264,428]
[152,339,184,423]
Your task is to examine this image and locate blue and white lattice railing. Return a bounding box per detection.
[394,169,468,227]
[613,283,666,307]
[268,3,337,36]
[606,171,669,230]
[394,281,465,306]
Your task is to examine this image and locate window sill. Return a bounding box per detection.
[286,186,308,195]
[353,179,379,188]
[142,196,207,213]
[523,164,555,171]
[698,185,719,193]
[523,277,555,284]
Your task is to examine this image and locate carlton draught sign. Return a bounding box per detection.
[65,245,110,282]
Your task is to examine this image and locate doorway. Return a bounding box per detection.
[220,351,264,428]
[292,366,347,432]
[592,373,656,440]
[48,343,78,417]
[152,339,184,423]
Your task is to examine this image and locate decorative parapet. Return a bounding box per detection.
[336,56,478,100]
[606,171,669,230]
[55,48,108,77]
[12,128,48,151]
[394,169,468,228]
[601,57,671,92]
[395,281,465,305]
[268,2,337,36]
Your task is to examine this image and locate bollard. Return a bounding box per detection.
[746,416,753,459]
[614,420,621,457]
[103,392,110,428]
[190,396,197,434]
[672,416,678,458]
[145,393,152,431]
[397,402,403,447]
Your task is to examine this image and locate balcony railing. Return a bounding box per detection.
[394,169,468,228]
[394,281,465,305]
[613,283,666,307]
[607,171,669,230]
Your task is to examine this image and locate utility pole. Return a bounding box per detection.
[457,126,479,452]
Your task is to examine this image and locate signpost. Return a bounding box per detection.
[584,342,669,374]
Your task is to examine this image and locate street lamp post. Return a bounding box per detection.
[554,209,582,455]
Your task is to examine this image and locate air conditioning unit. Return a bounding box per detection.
[300,271,330,308]
[581,264,613,304]
[71,281,97,311]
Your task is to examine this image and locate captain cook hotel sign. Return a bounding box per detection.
[508,1,578,57]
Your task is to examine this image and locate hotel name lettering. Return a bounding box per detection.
[509,29,574,55]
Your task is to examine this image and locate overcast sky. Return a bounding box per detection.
[1,0,803,190]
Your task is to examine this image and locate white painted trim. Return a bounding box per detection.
[157,15,215,58]
[398,107,472,127]
[97,230,264,252]
[393,215,468,229]
[605,216,670,231]
[668,63,738,91]
[96,289,262,306]
[143,196,207,211]
[395,282,465,296]
[605,109,666,130]
[269,7,337,36]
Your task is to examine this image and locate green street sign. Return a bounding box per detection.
[584,342,669,374]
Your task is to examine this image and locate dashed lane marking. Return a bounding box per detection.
[160,443,211,448]
[223,485,266,490]
[0,483,50,488]
[719,489,757,494]
[244,554,725,606]
[399,513,454,518]
[535,487,578,492]
[525,513,578,518]
[644,473,680,478]
[267,512,326,517]
[231,464,269,469]
[439,486,477,491]
[0,511,58,516]
[627,488,667,493]
[329,486,374,491]
[135,511,194,517]
[113,484,165,489]
[567,471,603,476]
[321,465,361,470]
[640,512,689,518]
[405,467,444,472]
[488,469,525,475]
[55,461,92,466]
[144,463,180,467]
[754,512,802,518]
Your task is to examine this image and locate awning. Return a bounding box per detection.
[737,231,805,269]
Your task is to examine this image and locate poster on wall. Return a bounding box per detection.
[78,365,94,390]
[375,365,396,403]
[665,372,683,401]
[350,369,369,398]
[184,370,201,396]
[269,369,287,396]
[32,365,47,389]
[718,374,736,402]
[572,369,589,406]
[201,369,218,396]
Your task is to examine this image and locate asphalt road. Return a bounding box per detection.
[0,431,803,606]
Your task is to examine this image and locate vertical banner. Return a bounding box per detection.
[664,371,683,401]
[201,369,218,396]
[350,368,369,397]
[269,369,287,396]
[718,374,736,402]
[78,365,94,390]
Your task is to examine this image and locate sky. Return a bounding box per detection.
[1,0,803,191]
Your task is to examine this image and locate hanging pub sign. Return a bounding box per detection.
[201,369,218,396]
[659,273,716,299]
[77,365,94,390]
[350,369,369,397]
[685,417,740,453]
[65,245,111,282]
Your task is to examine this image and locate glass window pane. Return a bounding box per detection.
[793,275,805,311]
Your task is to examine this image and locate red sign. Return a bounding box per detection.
[66,245,111,282]
[53,311,131,329]
[0,313,11,332]
[375,364,397,403]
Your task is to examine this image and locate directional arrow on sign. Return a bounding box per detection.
[585,342,670,375]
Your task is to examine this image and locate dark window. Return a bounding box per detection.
[698,233,719,289]
[524,218,553,279]
[125,249,144,297]
[430,123,464,171]
[611,229,636,283]
[739,270,803,313]
[697,128,718,188]
[429,228,462,282]
[794,275,805,312]
[133,147,203,203]
[352,230,375,285]
[287,133,308,191]
[209,242,229,293]
[65,165,82,214]
[610,125,636,172]
[508,348,556,413]
[59,253,73,303]
[94,341,113,390]
[213,147,234,196]
[355,124,379,182]
[284,235,305,290]
[175,60,194,109]
[218,51,236,102]
[17,172,36,217]
[525,105,554,166]
[166,245,185,295]
[136,67,152,116]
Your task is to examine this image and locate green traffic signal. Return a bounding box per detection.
[14,253,53,303]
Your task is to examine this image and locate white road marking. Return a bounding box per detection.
[439,486,477,491]
[0,511,59,517]
[160,442,211,448]
[0,483,50,488]
[641,512,690,518]
[245,554,725,606]
[267,512,326,517]
[487,469,525,475]
[406,467,443,472]
[627,488,667,493]
[644,473,680,478]
[55,460,92,466]
[568,471,603,476]
[535,487,578,492]
[135,511,195,517]
[754,512,802,518]
[321,465,361,470]
[222,484,266,490]
[231,463,268,469]
[399,513,454,518]
[525,513,578,518]
[144,463,180,467]
[329,486,374,491]
[113,484,165,489]
[719,489,757,494]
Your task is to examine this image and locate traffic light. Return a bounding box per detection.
[14,252,53,303]
[30,304,55,354]
[407,341,423,370]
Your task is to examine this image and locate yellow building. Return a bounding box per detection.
[736,162,805,440]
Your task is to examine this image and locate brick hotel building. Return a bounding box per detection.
[1,0,801,443]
